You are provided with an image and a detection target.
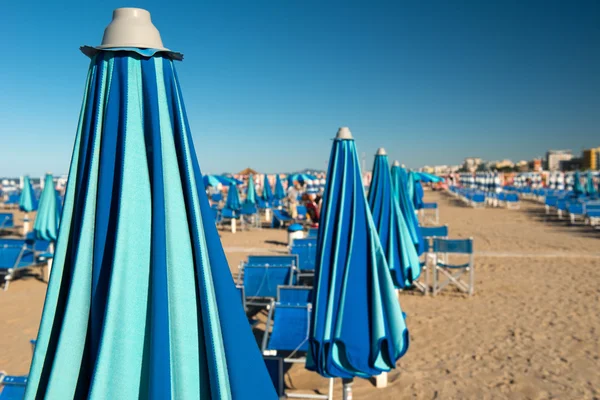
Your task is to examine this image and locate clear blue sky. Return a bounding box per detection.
[1,0,599,176]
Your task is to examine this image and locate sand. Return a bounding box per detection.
[1,191,599,399]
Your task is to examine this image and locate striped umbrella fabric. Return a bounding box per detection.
[244,174,257,205]
[32,174,61,242]
[307,128,409,381]
[25,48,276,399]
[274,175,285,200]
[19,176,38,212]
[262,174,273,204]
[586,171,597,196]
[391,164,424,255]
[225,183,242,211]
[368,150,420,288]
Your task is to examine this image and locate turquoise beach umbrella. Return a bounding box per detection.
[391,163,424,255]
[573,171,585,196]
[368,149,420,288]
[32,174,61,242]
[244,174,257,205]
[586,171,597,195]
[25,8,276,399]
[19,176,37,212]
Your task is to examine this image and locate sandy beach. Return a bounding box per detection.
[1,190,599,399]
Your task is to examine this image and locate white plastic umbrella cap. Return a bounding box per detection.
[392,160,400,167]
[336,127,353,139]
[376,147,387,156]
[98,8,169,51]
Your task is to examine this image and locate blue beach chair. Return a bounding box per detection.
[241,265,297,307]
[272,209,293,228]
[420,202,439,225]
[277,285,312,305]
[0,213,14,232]
[261,302,333,400]
[0,244,36,290]
[290,238,317,278]
[432,238,475,296]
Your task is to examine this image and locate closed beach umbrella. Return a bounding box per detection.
[412,173,425,210]
[25,9,276,399]
[33,174,61,242]
[19,175,38,235]
[368,149,421,288]
[308,128,409,398]
[274,174,285,200]
[262,174,273,203]
[391,162,424,255]
[586,171,597,196]
[244,174,257,205]
[226,183,242,211]
[573,171,584,196]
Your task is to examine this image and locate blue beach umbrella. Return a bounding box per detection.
[586,171,597,196]
[416,171,443,183]
[244,174,257,205]
[32,174,61,242]
[25,8,276,399]
[274,174,286,200]
[262,174,274,204]
[409,172,425,210]
[226,183,242,211]
[202,174,221,188]
[573,171,585,196]
[308,128,409,397]
[391,162,424,255]
[368,149,421,288]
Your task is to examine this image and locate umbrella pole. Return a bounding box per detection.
[231,218,237,234]
[45,257,53,283]
[265,208,271,223]
[342,378,353,400]
[23,213,29,236]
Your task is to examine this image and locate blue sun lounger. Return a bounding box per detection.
[0,375,27,400]
[272,209,293,228]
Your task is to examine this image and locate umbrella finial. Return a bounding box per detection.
[376,147,387,156]
[98,8,169,51]
[392,160,400,167]
[336,127,353,140]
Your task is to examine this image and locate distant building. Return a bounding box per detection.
[545,150,572,171]
[492,159,514,170]
[516,160,529,172]
[463,157,482,173]
[561,158,583,171]
[583,147,600,170]
[529,158,543,172]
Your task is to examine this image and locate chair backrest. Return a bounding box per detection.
[433,238,473,254]
[420,225,448,239]
[211,193,222,202]
[307,228,318,239]
[243,266,296,299]
[472,194,485,203]
[0,213,14,228]
[0,245,34,269]
[246,255,298,267]
[567,202,584,215]
[0,376,28,400]
[240,203,258,215]
[545,195,558,207]
[290,238,317,272]
[506,193,519,202]
[264,302,311,352]
[584,202,600,213]
[272,209,292,221]
[296,205,307,220]
[277,285,312,305]
[422,202,438,209]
